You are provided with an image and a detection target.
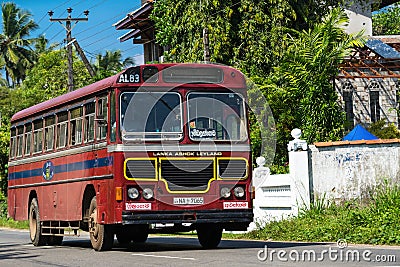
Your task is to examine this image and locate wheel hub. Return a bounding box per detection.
[89,210,99,237]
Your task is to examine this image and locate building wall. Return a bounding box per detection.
[310,142,400,200]
[344,0,373,36]
[335,76,400,127]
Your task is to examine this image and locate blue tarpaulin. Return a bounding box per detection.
[343,125,379,141]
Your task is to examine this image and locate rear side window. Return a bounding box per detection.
[56,112,68,149]
[10,127,16,159]
[33,120,43,154]
[85,102,95,142]
[70,107,83,146]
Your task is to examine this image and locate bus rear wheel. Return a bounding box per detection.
[88,196,114,251]
[29,198,48,246]
[196,223,222,249]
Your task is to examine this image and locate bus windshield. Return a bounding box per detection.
[187,92,247,141]
[120,92,182,141]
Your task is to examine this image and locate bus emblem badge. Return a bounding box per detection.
[42,161,55,181]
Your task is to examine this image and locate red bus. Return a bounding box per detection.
[8,63,253,251]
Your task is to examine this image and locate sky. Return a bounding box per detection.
[9,0,144,65]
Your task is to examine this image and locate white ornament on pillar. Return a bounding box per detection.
[287,128,308,151]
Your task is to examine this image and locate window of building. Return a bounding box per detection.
[44,116,55,151]
[370,91,380,123]
[24,123,32,156]
[16,126,24,157]
[396,80,400,127]
[96,96,108,140]
[84,102,95,142]
[368,81,380,123]
[70,107,83,146]
[33,120,43,154]
[342,81,354,129]
[56,112,68,148]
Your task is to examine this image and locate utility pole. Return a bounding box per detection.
[73,39,95,77]
[48,8,89,92]
[203,28,210,63]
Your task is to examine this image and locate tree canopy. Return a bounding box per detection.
[152,1,364,170]
[0,2,38,86]
[373,3,400,35]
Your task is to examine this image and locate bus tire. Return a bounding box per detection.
[196,223,222,249]
[89,196,114,251]
[29,198,48,246]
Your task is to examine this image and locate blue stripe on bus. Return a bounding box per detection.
[8,156,113,181]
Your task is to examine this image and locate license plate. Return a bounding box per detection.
[173,197,204,205]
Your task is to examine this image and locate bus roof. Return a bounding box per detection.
[11,63,246,123]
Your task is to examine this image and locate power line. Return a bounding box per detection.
[48,7,91,91]
[74,4,142,37]
[38,0,73,35]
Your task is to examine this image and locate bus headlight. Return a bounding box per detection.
[127,187,139,199]
[234,186,245,198]
[220,187,231,198]
[143,188,154,200]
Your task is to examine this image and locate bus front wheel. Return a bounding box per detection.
[196,223,222,249]
[29,198,48,246]
[88,196,114,251]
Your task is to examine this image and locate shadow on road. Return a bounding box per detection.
[0,242,39,260]
[60,236,327,252]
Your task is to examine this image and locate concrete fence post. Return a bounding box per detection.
[287,129,312,215]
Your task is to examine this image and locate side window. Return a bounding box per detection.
[96,96,108,140]
[70,107,83,146]
[56,112,68,149]
[84,102,95,142]
[33,120,43,154]
[16,126,24,157]
[24,123,32,156]
[10,127,16,159]
[44,116,55,151]
[110,91,116,142]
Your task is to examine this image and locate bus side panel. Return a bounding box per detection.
[7,146,113,222]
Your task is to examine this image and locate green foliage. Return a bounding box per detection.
[0,2,38,86]
[230,183,400,245]
[152,1,358,166]
[373,3,400,35]
[273,8,364,143]
[92,50,135,81]
[21,50,92,104]
[0,50,92,194]
[368,119,400,139]
[263,8,364,163]
[0,190,7,218]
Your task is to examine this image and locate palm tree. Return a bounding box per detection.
[34,34,58,55]
[0,2,38,86]
[92,50,135,80]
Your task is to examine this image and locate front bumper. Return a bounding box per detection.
[122,209,253,226]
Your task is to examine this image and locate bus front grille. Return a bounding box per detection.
[218,159,247,178]
[160,159,214,191]
[125,159,156,180]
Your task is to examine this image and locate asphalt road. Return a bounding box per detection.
[1,228,400,266]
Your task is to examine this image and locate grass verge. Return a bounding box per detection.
[224,182,400,245]
[0,191,28,229]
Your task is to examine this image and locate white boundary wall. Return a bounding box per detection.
[250,136,400,230]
